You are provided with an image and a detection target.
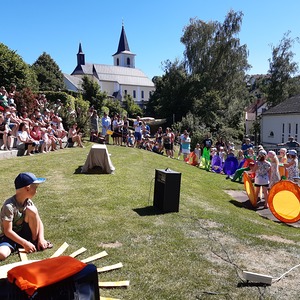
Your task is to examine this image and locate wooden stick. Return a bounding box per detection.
[50,242,69,258]
[100,297,120,300]
[98,280,130,288]
[69,247,87,258]
[97,262,123,273]
[18,248,28,261]
[81,251,108,263]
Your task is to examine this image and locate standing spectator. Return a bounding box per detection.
[202,133,212,171]
[278,148,288,164]
[181,132,191,161]
[133,116,142,148]
[177,129,187,160]
[241,138,254,156]
[284,149,299,182]
[122,116,129,146]
[101,112,111,144]
[252,150,271,208]
[169,128,175,158]
[112,115,123,146]
[267,150,281,188]
[163,127,172,157]
[155,127,164,154]
[90,110,99,135]
[194,143,202,167]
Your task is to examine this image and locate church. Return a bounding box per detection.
[63,25,155,107]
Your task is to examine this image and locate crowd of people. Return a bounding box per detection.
[0,84,84,155]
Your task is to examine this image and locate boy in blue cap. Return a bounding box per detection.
[0,172,52,260]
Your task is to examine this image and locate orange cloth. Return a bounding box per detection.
[7,256,86,296]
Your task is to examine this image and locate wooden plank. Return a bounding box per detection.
[97,262,123,273]
[100,297,120,300]
[81,251,108,263]
[18,248,28,261]
[50,242,69,258]
[0,260,38,279]
[69,247,87,258]
[98,280,130,288]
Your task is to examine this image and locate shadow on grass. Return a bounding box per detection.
[229,199,268,212]
[237,281,270,288]
[229,199,254,210]
[74,166,107,175]
[133,206,166,216]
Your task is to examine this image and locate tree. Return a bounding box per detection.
[0,43,38,90]
[267,31,299,107]
[179,10,250,132]
[146,60,191,123]
[81,75,107,111]
[123,94,142,117]
[31,52,64,91]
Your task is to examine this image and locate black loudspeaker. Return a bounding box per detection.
[153,169,181,213]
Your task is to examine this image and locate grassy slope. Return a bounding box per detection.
[1,144,300,299]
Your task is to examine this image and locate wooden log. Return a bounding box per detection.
[97,262,123,273]
[50,242,69,258]
[18,248,28,261]
[69,247,87,258]
[0,260,38,279]
[81,251,108,263]
[98,280,130,288]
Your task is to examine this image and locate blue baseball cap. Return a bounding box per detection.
[14,172,46,190]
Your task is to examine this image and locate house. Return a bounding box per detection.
[63,25,155,107]
[260,94,300,146]
[244,98,268,136]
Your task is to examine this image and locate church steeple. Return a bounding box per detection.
[77,42,85,66]
[114,25,130,55]
[113,24,136,68]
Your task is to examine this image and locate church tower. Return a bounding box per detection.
[77,42,85,66]
[113,24,136,68]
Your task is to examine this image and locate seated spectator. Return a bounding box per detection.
[46,126,58,151]
[0,113,12,150]
[127,131,135,147]
[30,123,44,153]
[68,123,84,148]
[51,123,64,149]
[20,112,34,128]
[16,123,35,156]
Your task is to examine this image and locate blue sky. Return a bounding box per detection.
[2,0,300,79]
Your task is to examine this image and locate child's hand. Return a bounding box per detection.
[23,241,36,253]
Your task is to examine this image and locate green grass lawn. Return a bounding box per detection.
[1,143,300,299]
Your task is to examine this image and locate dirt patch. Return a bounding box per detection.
[98,241,123,248]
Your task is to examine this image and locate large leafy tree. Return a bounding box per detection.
[146,59,191,123]
[0,43,38,90]
[148,10,251,136]
[267,31,299,107]
[180,10,250,130]
[31,52,64,91]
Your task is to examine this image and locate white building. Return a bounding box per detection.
[260,94,300,146]
[63,25,155,107]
